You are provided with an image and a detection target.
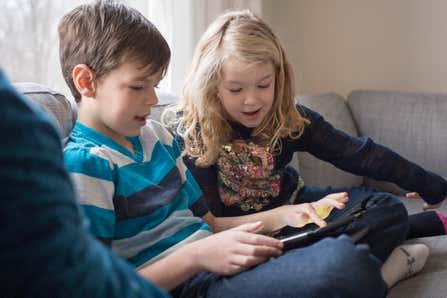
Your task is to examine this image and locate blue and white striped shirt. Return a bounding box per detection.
[64,121,211,268]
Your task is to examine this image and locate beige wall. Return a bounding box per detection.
[263,0,447,96]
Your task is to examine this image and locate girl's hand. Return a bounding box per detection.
[281,192,349,228]
[311,192,348,218]
[406,192,443,211]
[190,221,283,276]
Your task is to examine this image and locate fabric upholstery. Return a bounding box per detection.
[13,83,76,141]
[297,93,363,188]
[348,90,447,194]
[150,90,178,122]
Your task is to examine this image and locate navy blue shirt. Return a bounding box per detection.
[178,104,447,217]
[0,70,169,298]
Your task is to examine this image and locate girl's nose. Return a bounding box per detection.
[244,93,257,105]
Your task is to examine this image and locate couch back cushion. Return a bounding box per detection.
[14,83,77,141]
[348,90,447,194]
[149,90,179,122]
[297,93,363,188]
[13,84,178,141]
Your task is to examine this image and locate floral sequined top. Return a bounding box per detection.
[217,139,281,212]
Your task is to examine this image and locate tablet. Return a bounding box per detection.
[279,210,365,251]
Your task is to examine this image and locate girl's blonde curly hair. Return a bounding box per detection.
[164,10,309,167]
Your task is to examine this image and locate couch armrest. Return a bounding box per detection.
[13,82,76,141]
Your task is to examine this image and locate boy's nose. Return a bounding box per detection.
[148,88,158,105]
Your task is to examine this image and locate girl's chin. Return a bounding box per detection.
[241,113,264,127]
[239,119,263,128]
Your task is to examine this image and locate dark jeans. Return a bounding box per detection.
[173,185,407,298]
[294,185,409,262]
[173,236,387,298]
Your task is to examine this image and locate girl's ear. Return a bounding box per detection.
[72,64,96,98]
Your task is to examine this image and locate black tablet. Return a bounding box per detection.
[278,210,365,251]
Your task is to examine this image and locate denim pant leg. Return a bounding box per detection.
[296,185,409,262]
[175,235,387,298]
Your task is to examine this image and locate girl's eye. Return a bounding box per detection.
[229,88,242,93]
[258,84,270,89]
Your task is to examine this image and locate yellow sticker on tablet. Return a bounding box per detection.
[297,204,335,227]
[315,205,333,219]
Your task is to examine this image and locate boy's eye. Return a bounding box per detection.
[129,86,144,91]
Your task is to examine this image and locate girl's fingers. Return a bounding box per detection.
[406,192,421,199]
[306,210,327,227]
[320,198,345,209]
[299,204,326,227]
[423,202,442,211]
[324,192,349,202]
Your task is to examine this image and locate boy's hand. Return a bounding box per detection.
[406,192,443,211]
[190,221,283,276]
[281,192,348,228]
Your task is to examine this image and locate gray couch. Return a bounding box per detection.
[298,91,447,298]
[15,83,447,298]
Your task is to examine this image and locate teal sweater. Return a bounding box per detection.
[0,70,169,298]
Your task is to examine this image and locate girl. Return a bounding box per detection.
[165,10,446,288]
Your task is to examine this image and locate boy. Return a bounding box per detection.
[60,1,388,297]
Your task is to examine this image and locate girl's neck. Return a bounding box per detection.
[230,120,254,139]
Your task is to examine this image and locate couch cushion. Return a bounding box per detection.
[13,83,77,141]
[348,90,447,194]
[388,197,447,298]
[297,93,363,188]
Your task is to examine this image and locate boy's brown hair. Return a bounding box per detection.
[58,0,170,102]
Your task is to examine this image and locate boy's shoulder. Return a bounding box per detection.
[64,127,118,175]
[144,119,175,146]
[63,121,177,173]
[64,141,115,178]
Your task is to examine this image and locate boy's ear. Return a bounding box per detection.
[72,64,96,98]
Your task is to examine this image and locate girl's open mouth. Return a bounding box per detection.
[243,109,260,116]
